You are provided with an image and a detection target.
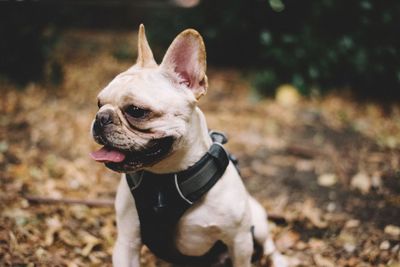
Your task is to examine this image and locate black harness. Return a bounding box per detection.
[125,131,239,265]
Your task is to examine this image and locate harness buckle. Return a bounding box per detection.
[209,131,228,144]
[208,143,229,171]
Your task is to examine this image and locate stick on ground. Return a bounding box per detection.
[24,195,114,207]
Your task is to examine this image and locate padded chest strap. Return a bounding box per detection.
[174,142,229,204]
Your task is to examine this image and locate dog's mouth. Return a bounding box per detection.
[90,136,174,172]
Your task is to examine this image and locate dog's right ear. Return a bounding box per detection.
[160,29,208,100]
[136,24,157,68]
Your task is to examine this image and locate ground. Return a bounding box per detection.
[0,30,399,267]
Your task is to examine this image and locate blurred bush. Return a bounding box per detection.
[0,5,57,85]
[1,0,399,100]
[0,2,147,86]
[149,0,400,99]
[0,4,68,86]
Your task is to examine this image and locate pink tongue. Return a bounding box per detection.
[90,147,126,163]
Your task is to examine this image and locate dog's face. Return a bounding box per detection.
[90,25,208,173]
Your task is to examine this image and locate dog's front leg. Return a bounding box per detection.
[113,175,142,267]
[228,231,253,267]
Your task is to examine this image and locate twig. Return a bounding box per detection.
[24,195,114,207]
[286,144,326,158]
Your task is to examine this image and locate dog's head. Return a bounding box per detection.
[90,25,208,173]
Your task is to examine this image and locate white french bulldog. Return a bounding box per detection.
[90,25,287,267]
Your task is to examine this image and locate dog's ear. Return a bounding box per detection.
[136,24,157,68]
[161,29,208,100]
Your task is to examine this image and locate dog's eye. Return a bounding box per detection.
[97,100,102,108]
[124,105,149,119]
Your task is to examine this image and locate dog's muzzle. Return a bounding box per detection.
[90,136,175,172]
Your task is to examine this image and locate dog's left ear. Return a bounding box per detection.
[161,29,208,99]
[136,24,157,68]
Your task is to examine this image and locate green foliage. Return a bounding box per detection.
[1,1,399,99]
[148,0,400,99]
[251,70,279,96]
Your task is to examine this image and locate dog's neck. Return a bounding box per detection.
[145,107,212,174]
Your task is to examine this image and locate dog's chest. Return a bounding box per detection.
[175,209,226,256]
[175,166,249,256]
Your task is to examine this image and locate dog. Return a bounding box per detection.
[90,24,287,267]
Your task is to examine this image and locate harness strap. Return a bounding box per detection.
[178,143,229,203]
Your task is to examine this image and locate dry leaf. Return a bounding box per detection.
[302,200,328,228]
[350,172,371,194]
[59,230,82,247]
[314,254,335,267]
[338,230,357,253]
[9,231,18,251]
[45,216,62,246]
[295,160,314,172]
[308,238,325,250]
[344,219,360,229]
[318,173,337,187]
[276,230,300,250]
[67,262,79,267]
[80,232,101,257]
[385,225,400,238]
[371,172,382,189]
[100,218,116,246]
[3,208,31,226]
[380,240,390,250]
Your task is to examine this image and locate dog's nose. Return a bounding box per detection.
[98,112,112,126]
[96,111,113,127]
